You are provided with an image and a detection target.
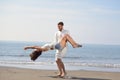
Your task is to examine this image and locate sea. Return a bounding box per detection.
[0,41,120,72]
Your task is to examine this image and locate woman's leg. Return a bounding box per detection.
[60,34,82,48]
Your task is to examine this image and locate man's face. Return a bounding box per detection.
[58,25,63,31]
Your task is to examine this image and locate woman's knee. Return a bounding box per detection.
[62,34,69,40]
[64,34,69,37]
[64,34,70,39]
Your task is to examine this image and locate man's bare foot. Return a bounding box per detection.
[73,44,82,48]
[57,72,62,77]
[60,72,67,78]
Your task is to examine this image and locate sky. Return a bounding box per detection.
[0,0,120,45]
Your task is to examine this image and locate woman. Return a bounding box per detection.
[24,34,82,52]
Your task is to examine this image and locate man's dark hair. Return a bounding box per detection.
[58,22,64,26]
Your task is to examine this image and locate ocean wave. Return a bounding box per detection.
[0,55,82,59]
[66,62,120,68]
[0,61,120,68]
[0,55,28,57]
[0,55,120,60]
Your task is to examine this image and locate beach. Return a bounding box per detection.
[0,41,120,80]
[0,67,120,80]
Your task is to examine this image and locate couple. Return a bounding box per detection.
[24,22,82,78]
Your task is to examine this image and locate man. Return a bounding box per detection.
[24,22,82,77]
[54,22,69,77]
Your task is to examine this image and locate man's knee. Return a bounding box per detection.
[56,58,62,63]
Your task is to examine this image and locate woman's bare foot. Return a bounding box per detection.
[73,44,82,48]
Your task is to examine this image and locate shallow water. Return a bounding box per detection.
[0,41,120,72]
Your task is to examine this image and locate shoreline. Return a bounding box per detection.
[0,66,120,80]
[1,62,120,73]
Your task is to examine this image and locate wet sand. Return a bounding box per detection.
[0,67,120,80]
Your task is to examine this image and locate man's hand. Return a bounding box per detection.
[50,48,54,50]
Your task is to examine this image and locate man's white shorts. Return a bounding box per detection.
[55,47,67,61]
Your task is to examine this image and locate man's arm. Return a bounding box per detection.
[53,32,58,43]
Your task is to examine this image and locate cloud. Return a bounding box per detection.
[0,4,74,13]
[0,3,79,20]
[90,8,120,14]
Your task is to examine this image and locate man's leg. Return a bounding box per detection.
[56,58,66,77]
[60,34,82,48]
[60,60,66,77]
[56,58,62,76]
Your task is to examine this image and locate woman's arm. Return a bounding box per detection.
[24,46,49,52]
